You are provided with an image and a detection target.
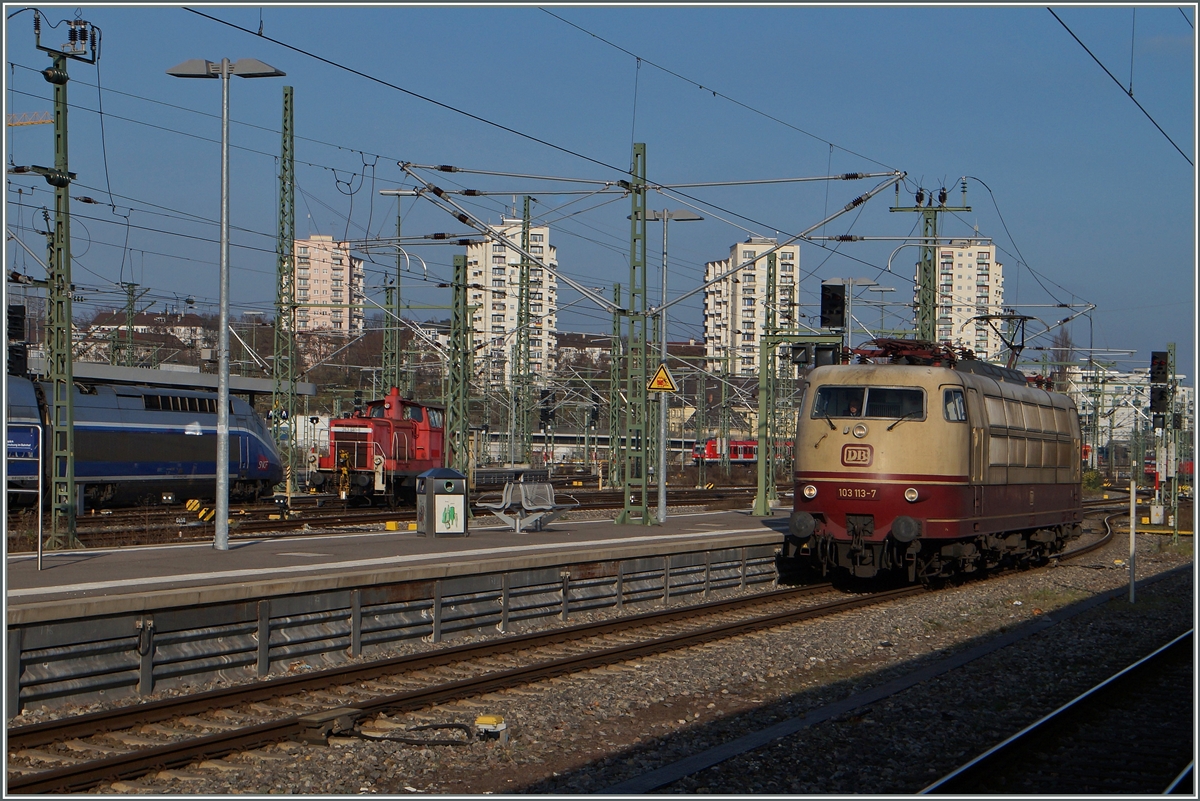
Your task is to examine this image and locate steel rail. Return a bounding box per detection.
[921,629,1194,794]
[7,584,830,748]
[9,486,769,546]
[13,583,896,793]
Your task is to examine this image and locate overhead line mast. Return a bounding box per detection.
[516,196,534,464]
[273,85,298,501]
[609,283,623,489]
[615,143,651,526]
[447,254,472,473]
[30,12,99,549]
[381,203,402,393]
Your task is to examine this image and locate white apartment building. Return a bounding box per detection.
[293,235,366,334]
[932,239,1004,360]
[703,237,799,375]
[465,218,559,383]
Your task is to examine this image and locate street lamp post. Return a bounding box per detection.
[168,58,285,551]
[646,209,703,523]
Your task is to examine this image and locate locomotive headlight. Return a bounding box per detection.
[852,424,868,439]
[802,484,818,500]
[904,487,919,503]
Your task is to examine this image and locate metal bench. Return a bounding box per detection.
[474,482,520,530]
[516,482,579,532]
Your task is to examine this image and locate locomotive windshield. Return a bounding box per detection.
[811,386,925,420]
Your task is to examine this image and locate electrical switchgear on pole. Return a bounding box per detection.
[890,182,970,341]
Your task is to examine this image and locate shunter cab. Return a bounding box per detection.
[309,387,445,503]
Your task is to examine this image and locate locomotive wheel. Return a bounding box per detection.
[775,553,820,586]
[394,484,417,506]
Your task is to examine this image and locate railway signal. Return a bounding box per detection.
[1150,386,1170,413]
[814,343,842,366]
[539,390,555,426]
[1149,351,1169,384]
[7,304,26,341]
[820,283,846,329]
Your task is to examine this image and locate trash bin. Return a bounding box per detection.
[415,467,469,537]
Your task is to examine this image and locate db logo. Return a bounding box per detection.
[841,444,873,467]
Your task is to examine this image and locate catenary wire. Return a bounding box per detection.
[1047,7,1192,166]
[184,7,633,179]
[540,8,898,171]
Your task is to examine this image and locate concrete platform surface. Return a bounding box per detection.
[7,509,788,623]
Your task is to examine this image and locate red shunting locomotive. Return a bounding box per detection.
[307,387,445,504]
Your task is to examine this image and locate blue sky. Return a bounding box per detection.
[4,5,1195,381]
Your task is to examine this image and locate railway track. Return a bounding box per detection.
[5,510,1121,793]
[7,485,769,549]
[923,630,1194,795]
[7,583,913,793]
[11,488,1128,551]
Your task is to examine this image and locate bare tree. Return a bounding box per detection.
[1050,327,1074,391]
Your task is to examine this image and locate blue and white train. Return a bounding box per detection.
[5,375,284,508]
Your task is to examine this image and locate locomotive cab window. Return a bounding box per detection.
[369,405,384,418]
[812,386,924,420]
[943,389,967,422]
[427,409,444,428]
[402,405,424,423]
[812,386,864,418]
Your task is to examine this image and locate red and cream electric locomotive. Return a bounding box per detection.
[307,387,445,504]
[782,341,1083,583]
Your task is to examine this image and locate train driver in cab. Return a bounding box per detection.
[846,399,861,417]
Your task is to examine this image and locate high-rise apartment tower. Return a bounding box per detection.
[292,235,365,334]
[702,237,799,375]
[465,218,559,383]
[931,239,1004,360]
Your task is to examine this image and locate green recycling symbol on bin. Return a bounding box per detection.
[441,503,457,528]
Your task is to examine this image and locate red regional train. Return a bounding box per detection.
[692,439,758,465]
[306,387,445,504]
[692,439,794,465]
[781,343,1083,584]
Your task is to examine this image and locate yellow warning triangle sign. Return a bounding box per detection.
[647,363,678,393]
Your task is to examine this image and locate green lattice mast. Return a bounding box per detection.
[272,86,298,494]
[616,144,651,525]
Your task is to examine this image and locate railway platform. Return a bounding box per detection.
[6,508,789,713]
[7,508,787,625]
